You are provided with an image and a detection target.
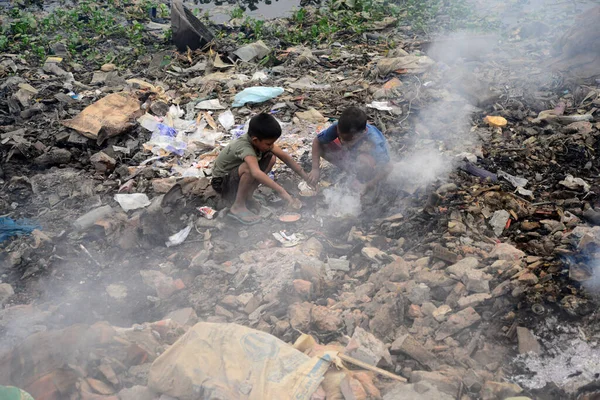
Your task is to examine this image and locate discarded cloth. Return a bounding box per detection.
[0,217,40,243]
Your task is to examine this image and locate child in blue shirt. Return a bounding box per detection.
[308,106,391,193]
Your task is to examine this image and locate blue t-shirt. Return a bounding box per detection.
[317,123,390,165]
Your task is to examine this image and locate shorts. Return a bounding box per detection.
[211,152,274,203]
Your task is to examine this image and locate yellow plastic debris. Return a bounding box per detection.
[484,115,508,127]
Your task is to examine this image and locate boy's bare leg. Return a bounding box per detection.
[230,162,260,220]
[247,154,276,212]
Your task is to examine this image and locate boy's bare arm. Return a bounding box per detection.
[307,138,322,186]
[244,155,292,201]
[271,145,310,182]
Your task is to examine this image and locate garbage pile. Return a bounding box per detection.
[1,1,600,399]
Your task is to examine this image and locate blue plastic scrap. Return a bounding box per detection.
[0,217,40,243]
[232,87,284,108]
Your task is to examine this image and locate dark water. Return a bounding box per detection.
[191,0,309,23]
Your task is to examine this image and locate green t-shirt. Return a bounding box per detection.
[212,134,263,178]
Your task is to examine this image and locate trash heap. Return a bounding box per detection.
[1,1,600,399]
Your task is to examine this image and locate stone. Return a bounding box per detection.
[491,280,511,297]
[415,257,430,268]
[489,210,510,236]
[420,302,437,317]
[369,296,405,340]
[383,381,453,400]
[517,272,539,285]
[447,257,479,279]
[328,257,350,272]
[345,327,392,367]
[236,293,254,307]
[369,258,410,287]
[289,302,312,331]
[457,293,491,309]
[215,305,233,319]
[432,305,452,322]
[86,377,115,395]
[101,63,117,72]
[448,219,467,234]
[521,221,540,231]
[118,385,156,400]
[516,327,542,355]
[152,178,178,193]
[361,247,392,264]
[435,307,481,341]
[0,283,15,305]
[408,305,423,319]
[311,306,343,332]
[488,243,525,261]
[408,283,431,305]
[243,295,261,315]
[410,371,460,397]
[340,375,368,400]
[274,320,290,336]
[90,151,116,173]
[464,270,490,294]
[165,308,198,326]
[293,279,313,298]
[391,334,439,370]
[105,284,127,300]
[300,237,324,258]
[33,148,72,166]
[481,381,522,400]
[354,283,375,298]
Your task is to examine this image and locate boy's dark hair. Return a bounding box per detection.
[338,106,367,135]
[248,113,282,140]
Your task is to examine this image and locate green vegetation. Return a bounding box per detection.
[0,0,170,65]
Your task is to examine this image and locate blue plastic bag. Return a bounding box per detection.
[0,217,40,243]
[232,87,284,107]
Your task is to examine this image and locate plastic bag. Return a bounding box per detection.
[146,123,187,156]
[232,87,284,107]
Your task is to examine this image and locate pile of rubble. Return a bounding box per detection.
[1,0,600,399]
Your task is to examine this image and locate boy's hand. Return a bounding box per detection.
[307,169,320,187]
[282,193,303,210]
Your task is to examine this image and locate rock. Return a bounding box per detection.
[383,381,454,400]
[165,308,198,327]
[296,108,327,124]
[457,293,491,309]
[447,257,479,279]
[489,210,510,236]
[328,257,350,272]
[215,305,233,319]
[432,305,452,322]
[435,307,481,341]
[488,243,525,261]
[340,375,368,400]
[517,272,539,285]
[369,296,405,340]
[189,250,210,270]
[300,237,324,258]
[521,221,540,231]
[105,284,127,300]
[73,205,115,231]
[236,293,254,307]
[293,279,313,298]
[0,283,15,305]
[139,270,182,299]
[361,247,392,264]
[410,371,460,397]
[481,381,522,400]
[311,306,342,332]
[289,302,312,331]
[345,327,393,367]
[118,385,156,400]
[86,377,116,395]
[448,220,467,234]
[369,258,410,287]
[408,283,431,305]
[516,327,542,355]
[152,178,178,193]
[33,148,71,166]
[391,333,439,370]
[243,295,261,315]
[90,152,116,173]
[354,283,375,298]
[408,304,423,319]
[101,63,117,72]
[491,280,512,297]
[464,270,490,293]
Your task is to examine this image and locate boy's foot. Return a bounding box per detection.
[246,198,262,214]
[228,209,261,225]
